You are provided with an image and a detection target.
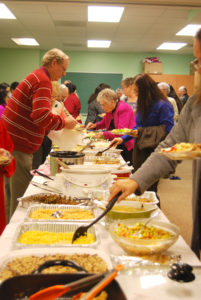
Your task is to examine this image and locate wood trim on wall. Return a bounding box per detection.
[150,74,194,97]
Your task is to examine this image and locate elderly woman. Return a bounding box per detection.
[108,28,201,258]
[157,82,179,122]
[87,88,135,163]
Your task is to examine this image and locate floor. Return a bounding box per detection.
[158,159,193,246]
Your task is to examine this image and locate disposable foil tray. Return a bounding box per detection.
[12,222,99,249]
[25,204,96,222]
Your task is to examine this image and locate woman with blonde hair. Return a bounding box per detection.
[108,28,201,258]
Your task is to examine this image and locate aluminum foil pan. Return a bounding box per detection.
[17,193,92,208]
[12,222,99,249]
[25,204,96,223]
[84,150,120,162]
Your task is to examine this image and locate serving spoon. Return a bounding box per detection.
[72,192,122,243]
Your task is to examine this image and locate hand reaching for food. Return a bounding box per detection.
[86,122,96,130]
[110,138,123,148]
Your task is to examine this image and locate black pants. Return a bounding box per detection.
[117,144,133,166]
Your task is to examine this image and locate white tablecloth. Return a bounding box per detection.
[0,175,201,300]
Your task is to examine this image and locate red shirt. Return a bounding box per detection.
[2,67,65,154]
[64,93,81,119]
[0,121,16,234]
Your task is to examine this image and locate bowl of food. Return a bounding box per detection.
[109,219,180,255]
[105,201,158,220]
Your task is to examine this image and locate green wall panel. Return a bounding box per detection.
[62,72,123,113]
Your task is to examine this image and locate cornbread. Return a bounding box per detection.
[0,253,108,281]
[29,208,94,220]
[17,231,96,245]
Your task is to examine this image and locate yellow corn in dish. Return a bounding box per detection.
[112,205,145,213]
[115,223,174,240]
[29,208,94,220]
[18,231,96,245]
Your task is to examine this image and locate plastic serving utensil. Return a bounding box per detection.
[28,264,123,300]
[72,192,122,243]
[95,145,112,156]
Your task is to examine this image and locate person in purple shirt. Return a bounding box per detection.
[110,74,174,200]
[87,88,136,164]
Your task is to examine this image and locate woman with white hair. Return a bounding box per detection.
[87,88,135,163]
[158,82,179,122]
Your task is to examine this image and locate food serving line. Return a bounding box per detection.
[0,141,201,299]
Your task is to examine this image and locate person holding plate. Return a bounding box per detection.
[86,88,135,164]
[108,28,201,258]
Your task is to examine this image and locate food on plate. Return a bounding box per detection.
[19,194,86,206]
[110,128,134,135]
[73,124,85,131]
[29,208,94,220]
[161,142,201,153]
[0,253,108,280]
[111,204,145,213]
[93,157,120,164]
[17,231,96,245]
[115,222,174,240]
[0,155,9,164]
[98,113,106,118]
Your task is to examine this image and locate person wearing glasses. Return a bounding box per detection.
[108,28,201,258]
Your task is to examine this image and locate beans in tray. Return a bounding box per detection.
[20,193,86,205]
[0,253,108,281]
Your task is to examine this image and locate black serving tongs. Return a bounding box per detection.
[72,192,122,243]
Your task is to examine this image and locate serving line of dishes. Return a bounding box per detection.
[0,144,201,299]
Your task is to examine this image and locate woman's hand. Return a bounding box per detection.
[108,179,139,202]
[0,148,13,166]
[86,122,96,130]
[110,138,123,148]
[128,129,138,137]
[64,116,77,129]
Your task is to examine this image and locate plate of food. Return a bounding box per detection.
[110,128,136,136]
[159,142,201,160]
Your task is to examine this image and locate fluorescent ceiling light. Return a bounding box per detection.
[176,24,201,36]
[0,3,16,19]
[88,6,124,22]
[157,42,187,50]
[11,38,39,46]
[88,40,111,48]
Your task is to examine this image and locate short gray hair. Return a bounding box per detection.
[42,48,69,66]
[178,86,187,92]
[97,88,117,103]
[157,82,170,94]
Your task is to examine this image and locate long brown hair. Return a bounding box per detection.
[134,73,167,122]
[195,28,201,103]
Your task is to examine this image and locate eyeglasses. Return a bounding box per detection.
[193,58,201,70]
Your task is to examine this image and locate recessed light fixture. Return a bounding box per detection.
[88,6,124,22]
[87,40,111,48]
[0,3,16,19]
[176,24,201,36]
[11,38,39,46]
[157,42,187,50]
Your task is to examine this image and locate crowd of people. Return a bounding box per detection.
[0,28,200,260]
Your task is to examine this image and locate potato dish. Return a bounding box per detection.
[29,208,94,220]
[109,219,179,255]
[0,253,108,281]
[115,223,173,240]
[17,231,96,245]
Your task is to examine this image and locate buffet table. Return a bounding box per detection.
[0,174,201,300]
